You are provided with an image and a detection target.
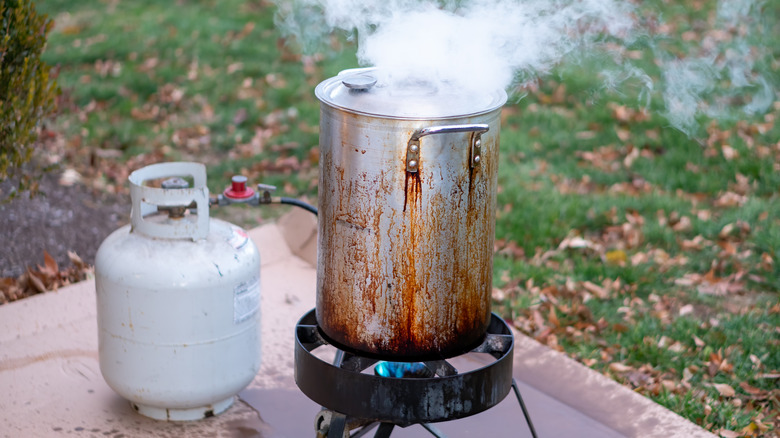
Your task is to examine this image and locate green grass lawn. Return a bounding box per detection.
[35,0,779,436]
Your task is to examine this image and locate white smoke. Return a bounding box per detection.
[275,0,777,134]
[276,0,637,94]
[657,0,776,134]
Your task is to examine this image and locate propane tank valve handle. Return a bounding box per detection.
[256,183,277,204]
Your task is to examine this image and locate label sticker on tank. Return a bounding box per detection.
[234,276,260,324]
[226,225,249,250]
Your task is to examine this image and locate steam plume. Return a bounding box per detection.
[275,0,777,134]
[276,0,636,95]
[657,0,776,134]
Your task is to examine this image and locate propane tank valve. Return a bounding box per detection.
[223,175,255,200]
[159,177,193,219]
[161,177,189,189]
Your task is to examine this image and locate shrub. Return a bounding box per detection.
[0,0,59,200]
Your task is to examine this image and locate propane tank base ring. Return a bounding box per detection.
[130,396,235,421]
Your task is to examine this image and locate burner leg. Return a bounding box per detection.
[373,423,395,438]
[315,410,349,438]
[350,422,379,438]
[333,349,344,367]
[512,379,539,438]
[421,423,447,437]
[329,414,348,438]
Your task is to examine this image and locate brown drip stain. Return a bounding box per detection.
[403,170,422,213]
[401,169,423,351]
[468,131,478,189]
[460,132,479,339]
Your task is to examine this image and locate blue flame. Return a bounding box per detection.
[374,361,429,378]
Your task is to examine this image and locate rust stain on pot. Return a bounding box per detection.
[402,170,422,213]
[399,167,422,352]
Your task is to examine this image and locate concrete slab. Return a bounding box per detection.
[0,209,715,437]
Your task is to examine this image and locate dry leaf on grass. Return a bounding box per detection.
[709,383,736,397]
[717,429,742,438]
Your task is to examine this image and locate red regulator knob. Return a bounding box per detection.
[223,175,255,200]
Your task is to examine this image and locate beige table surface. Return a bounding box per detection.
[0,210,715,438]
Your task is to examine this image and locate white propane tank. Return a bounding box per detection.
[95,162,261,421]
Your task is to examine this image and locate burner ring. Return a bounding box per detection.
[294,309,515,426]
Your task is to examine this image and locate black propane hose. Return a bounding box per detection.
[277,197,318,216]
[211,191,318,216]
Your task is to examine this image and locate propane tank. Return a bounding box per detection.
[95,162,261,421]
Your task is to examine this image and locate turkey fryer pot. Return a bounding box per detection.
[315,69,507,359]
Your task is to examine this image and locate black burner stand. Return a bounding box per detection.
[294,309,538,437]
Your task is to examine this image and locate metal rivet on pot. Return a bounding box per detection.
[409,144,419,153]
[408,160,418,169]
[473,156,481,164]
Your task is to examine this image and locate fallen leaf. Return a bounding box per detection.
[710,383,736,397]
[681,236,708,251]
[615,126,631,142]
[721,145,738,160]
[42,251,58,276]
[227,62,243,74]
[630,252,648,266]
[717,429,741,438]
[623,146,640,167]
[582,281,609,299]
[26,270,47,294]
[760,253,774,271]
[738,382,768,398]
[558,235,600,251]
[605,250,627,265]
[671,216,692,232]
[714,192,747,207]
[138,57,159,72]
[548,306,560,328]
[609,362,634,373]
[575,131,597,140]
[59,168,83,186]
[612,323,629,333]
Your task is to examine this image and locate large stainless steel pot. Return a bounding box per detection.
[315,69,507,359]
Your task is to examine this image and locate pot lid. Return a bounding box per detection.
[315,68,507,119]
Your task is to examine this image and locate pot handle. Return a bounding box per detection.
[406,124,489,173]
